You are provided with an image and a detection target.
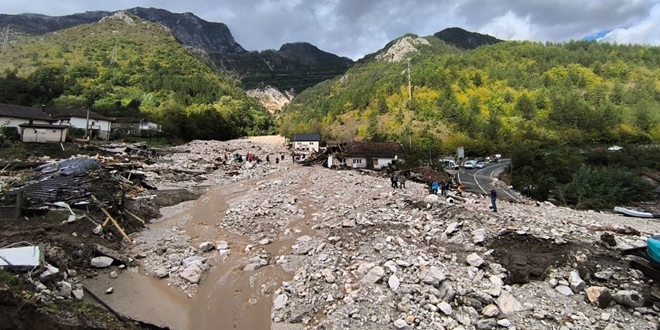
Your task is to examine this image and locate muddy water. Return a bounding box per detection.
[83,268,192,329]
[184,171,319,330]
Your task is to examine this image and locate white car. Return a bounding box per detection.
[463,160,476,169]
[475,161,485,169]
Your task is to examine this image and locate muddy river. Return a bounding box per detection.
[85,171,317,330]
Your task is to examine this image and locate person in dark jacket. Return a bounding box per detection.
[489,184,497,212]
[391,173,398,188]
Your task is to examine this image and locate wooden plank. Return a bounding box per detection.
[90,195,132,244]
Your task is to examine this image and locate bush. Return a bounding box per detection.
[562,165,653,209]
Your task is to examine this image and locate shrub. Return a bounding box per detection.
[562,165,653,209]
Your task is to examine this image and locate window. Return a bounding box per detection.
[352,159,362,164]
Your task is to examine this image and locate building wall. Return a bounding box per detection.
[21,128,67,143]
[346,157,367,169]
[58,117,111,140]
[293,141,319,152]
[0,116,51,128]
[374,157,396,170]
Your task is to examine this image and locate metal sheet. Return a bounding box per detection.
[0,246,41,267]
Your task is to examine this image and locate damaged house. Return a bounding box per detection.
[0,103,68,143]
[340,141,406,170]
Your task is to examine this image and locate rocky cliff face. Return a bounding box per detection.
[126,7,246,55]
[246,85,295,113]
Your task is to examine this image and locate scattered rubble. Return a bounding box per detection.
[3,136,660,330]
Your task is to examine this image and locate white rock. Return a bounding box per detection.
[72,288,84,300]
[180,264,202,284]
[259,238,271,245]
[106,287,114,294]
[216,241,229,250]
[393,319,408,329]
[92,225,103,235]
[273,294,288,310]
[569,270,585,293]
[199,241,215,252]
[472,228,486,244]
[555,285,574,296]
[482,304,500,317]
[488,275,503,297]
[496,292,523,315]
[153,267,169,279]
[58,281,72,298]
[466,253,485,268]
[109,271,119,279]
[90,256,114,268]
[321,269,336,283]
[182,256,206,268]
[420,266,446,286]
[360,266,385,285]
[437,301,453,315]
[497,319,511,327]
[424,194,440,204]
[388,275,401,292]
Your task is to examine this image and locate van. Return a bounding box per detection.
[442,160,460,170]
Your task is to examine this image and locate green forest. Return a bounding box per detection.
[279,35,660,208]
[0,14,275,141]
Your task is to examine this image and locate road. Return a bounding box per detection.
[457,160,521,201]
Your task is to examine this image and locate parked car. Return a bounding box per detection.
[475,161,485,168]
[463,160,476,169]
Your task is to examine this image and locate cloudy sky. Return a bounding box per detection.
[1,0,659,59]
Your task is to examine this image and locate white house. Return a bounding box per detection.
[342,141,406,170]
[19,123,68,143]
[291,133,321,152]
[0,103,55,128]
[53,109,112,140]
[0,103,69,143]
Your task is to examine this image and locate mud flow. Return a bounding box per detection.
[488,232,572,284]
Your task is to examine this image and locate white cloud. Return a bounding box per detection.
[478,11,534,41]
[600,2,660,45]
[0,0,659,59]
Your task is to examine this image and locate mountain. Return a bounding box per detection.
[433,27,502,50]
[0,11,110,35]
[0,12,274,141]
[279,33,660,152]
[0,7,353,94]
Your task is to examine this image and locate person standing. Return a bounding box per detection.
[398,175,406,189]
[489,184,497,212]
[432,181,439,195]
[391,173,398,189]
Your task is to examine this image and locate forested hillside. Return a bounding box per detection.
[280,35,660,207]
[0,12,274,141]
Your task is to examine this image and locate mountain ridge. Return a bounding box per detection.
[0,7,353,93]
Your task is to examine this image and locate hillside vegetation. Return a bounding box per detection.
[280,35,660,207]
[0,13,274,141]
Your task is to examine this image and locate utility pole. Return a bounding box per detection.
[407,58,412,101]
[1,25,9,54]
[84,108,90,140]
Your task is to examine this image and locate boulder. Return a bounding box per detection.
[90,256,114,268]
[360,266,385,285]
[180,264,202,284]
[569,270,585,293]
[612,290,643,308]
[496,292,523,315]
[466,253,485,268]
[153,267,169,279]
[58,281,72,298]
[199,241,215,252]
[555,285,574,296]
[482,304,500,317]
[388,275,401,292]
[273,294,288,310]
[437,301,453,315]
[585,286,613,309]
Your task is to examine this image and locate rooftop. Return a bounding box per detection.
[343,141,405,158]
[52,109,111,121]
[291,133,321,142]
[0,103,54,122]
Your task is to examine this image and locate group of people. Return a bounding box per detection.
[390,173,406,189]
[430,180,451,196]
[265,153,286,164]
